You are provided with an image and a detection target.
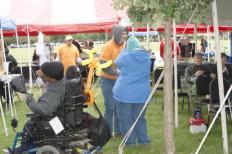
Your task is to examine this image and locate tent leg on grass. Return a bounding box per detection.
[7,81,18,119]
[173,19,178,128]
[0,99,8,136]
[195,85,232,154]
[26,24,33,92]
[172,6,198,128]
[212,0,229,153]
[230,32,232,63]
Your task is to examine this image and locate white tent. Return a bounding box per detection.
[0,0,126,36]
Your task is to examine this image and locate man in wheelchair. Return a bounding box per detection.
[7,62,111,154]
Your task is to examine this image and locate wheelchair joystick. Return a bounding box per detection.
[11,118,18,132]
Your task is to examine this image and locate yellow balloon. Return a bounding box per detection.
[81,59,91,66]
[98,60,112,68]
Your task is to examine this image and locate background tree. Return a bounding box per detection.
[113,0,211,153]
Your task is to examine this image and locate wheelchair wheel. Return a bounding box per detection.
[36,145,63,154]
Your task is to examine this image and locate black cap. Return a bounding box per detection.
[221,52,228,58]
[41,62,64,80]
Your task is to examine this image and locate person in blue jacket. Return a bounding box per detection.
[113,36,151,145]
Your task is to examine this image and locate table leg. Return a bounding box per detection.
[0,99,8,136]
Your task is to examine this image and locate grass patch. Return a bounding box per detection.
[0,85,232,153]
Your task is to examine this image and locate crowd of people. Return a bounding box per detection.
[1,23,231,151]
[0,24,152,149]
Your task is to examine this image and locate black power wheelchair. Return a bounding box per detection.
[7,78,111,154]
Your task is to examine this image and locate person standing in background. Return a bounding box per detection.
[200,38,208,53]
[99,25,128,135]
[57,35,81,74]
[36,32,51,66]
[4,43,18,73]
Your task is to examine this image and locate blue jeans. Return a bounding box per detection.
[100,77,120,134]
[116,102,150,145]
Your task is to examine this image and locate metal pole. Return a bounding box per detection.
[196,85,232,154]
[27,24,33,91]
[105,31,108,42]
[0,20,6,62]
[132,26,135,36]
[0,98,8,136]
[207,25,210,62]
[146,23,150,50]
[230,32,232,63]
[212,0,228,153]
[7,81,14,118]
[173,19,178,128]
[194,23,198,54]
[15,29,19,48]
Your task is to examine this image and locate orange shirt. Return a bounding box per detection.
[100,39,124,80]
[58,44,80,73]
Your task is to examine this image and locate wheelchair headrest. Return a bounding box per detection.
[64,78,85,99]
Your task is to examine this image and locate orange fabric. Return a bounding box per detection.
[100,39,124,80]
[58,44,80,73]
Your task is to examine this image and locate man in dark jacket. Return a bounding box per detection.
[4,43,18,74]
[26,62,65,116]
[185,52,209,79]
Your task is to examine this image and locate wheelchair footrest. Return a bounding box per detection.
[69,138,91,148]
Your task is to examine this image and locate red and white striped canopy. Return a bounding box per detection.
[0,0,124,36]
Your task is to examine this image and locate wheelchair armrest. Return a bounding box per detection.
[26,112,37,118]
[26,112,54,119]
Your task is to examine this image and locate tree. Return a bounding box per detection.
[113,0,211,153]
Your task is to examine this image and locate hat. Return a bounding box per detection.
[112,25,128,45]
[221,52,228,58]
[41,62,64,80]
[126,36,141,50]
[65,35,73,40]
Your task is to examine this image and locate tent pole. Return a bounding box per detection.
[212,0,228,153]
[0,98,8,136]
[0,21,10,137]
[105,31,108,42]
[146,23,150,50]
[196,85,232,154]
[207,25,210,62]
[15,29,22,74]
[173,19,178,128]
[132,26,135,36]
[230,32,232,63]
[0,21,6,62]
[194,23,198,54]
[26,24,33,92]
[15,29,19,48]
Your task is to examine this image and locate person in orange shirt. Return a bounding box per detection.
[100,25,128,135]
[57,35,81,73]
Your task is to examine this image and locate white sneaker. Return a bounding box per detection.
[3,149,10,154]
